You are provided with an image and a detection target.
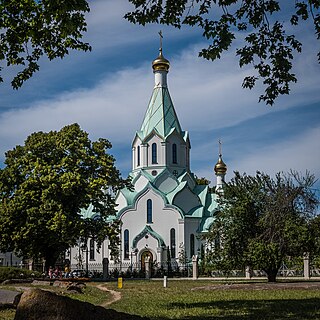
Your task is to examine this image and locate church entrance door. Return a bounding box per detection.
[141,250,153,271]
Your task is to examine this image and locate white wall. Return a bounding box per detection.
[120,188,182,262]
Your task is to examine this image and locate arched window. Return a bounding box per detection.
[124,229,129,259]
[147,199,153,223]
[152,143,157,164]
[172,143,177,164]
[137,146,140,166]
[89,238,95,260]
[190,234,195,257]
[170,228,176,258]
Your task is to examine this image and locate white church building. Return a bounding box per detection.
[69,46,227,270]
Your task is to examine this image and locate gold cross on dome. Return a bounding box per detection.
[218,139,222,155]
[158,30,163,51]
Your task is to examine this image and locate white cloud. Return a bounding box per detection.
[0,0,319,193]
[0,65,151,156]
[194,126,320,186]
[1,39,319,166]
[234,126,320,176]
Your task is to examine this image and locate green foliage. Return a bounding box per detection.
[0,309,15,320]
[0,0,91,88]
[126,0,320,105]
[0,123,130,269]
[196,177,211,185]
[309,214,320,258]
[205,170,319,282]
[0,267,41,282]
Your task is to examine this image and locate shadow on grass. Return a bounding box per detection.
[160,298,320,319]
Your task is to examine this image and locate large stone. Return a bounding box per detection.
[0,289,21,309]
[14,288,149,320]
[31,280,51,286]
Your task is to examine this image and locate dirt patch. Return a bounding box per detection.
[192,281,320,291]
[96,284,121,307]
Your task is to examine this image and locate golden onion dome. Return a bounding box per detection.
[214,154,227,175]
[152,49,170,72]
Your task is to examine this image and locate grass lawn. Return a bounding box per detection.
[105,280,320,319]
[1,280,320,319]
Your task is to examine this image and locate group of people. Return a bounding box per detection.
[48,265,71,279]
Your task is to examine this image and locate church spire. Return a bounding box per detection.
[132,35,190,176]
[138,34,182,140]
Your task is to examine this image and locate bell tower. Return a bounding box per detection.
[131,34,191,178]
[214,140,227,193]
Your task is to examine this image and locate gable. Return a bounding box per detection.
[179,172,196,190]
[133,174,150,192]
[173,188,201,213]
[154,171,178,194]
[132,225,165,248]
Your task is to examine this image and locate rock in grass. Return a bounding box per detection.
[0,289,21,309]
[14,288,149,320]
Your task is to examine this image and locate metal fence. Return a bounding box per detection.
[5,259,320,280]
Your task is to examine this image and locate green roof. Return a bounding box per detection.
[132,225,165,248]
[138,87,182,140]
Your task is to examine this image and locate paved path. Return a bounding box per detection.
[0,289,21,305]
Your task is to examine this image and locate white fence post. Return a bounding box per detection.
[192,255,198,279]
[303,253,310,279]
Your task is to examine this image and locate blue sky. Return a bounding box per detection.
[0,1,319,193]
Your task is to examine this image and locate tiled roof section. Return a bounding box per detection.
[139,86,182,140]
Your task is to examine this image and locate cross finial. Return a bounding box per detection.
[218,139,222,156]
[158,30,163,53]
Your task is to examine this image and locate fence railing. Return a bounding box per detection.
[5,259,320,280]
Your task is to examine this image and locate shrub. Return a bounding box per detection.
[0,267,42,282]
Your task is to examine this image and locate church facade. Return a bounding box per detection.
[69,47,227,269]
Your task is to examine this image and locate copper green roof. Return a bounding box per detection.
[132,225,165,248]
[138,87,182,140]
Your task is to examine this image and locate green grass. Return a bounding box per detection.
[1,280,320,319]
[0,309,15,320]
[106,280,320,319]
[68,284,111,305]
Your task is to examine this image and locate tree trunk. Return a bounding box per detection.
[44,255,56,273]
[44,249,61,273]
[266,269,278,282]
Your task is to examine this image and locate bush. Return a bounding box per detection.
[0,267,42,282]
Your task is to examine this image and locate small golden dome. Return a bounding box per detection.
[152,49,170,72]
[214,154,227,175]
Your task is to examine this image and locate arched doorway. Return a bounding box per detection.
[141,250,153,271]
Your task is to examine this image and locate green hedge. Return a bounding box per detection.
[0,267,42,282]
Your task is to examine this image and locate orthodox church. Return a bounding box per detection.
[70,45,227,269]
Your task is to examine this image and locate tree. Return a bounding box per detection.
[126,0,320,105]
[205,170,319,282]
[0,0,91,89]
[0,123,130,270]
[196,176,211,185]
